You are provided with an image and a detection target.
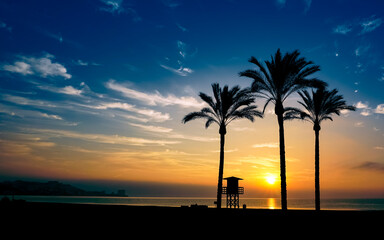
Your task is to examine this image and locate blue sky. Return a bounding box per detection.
[0,0,383,196]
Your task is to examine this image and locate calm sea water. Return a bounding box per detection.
[6,196,384,210]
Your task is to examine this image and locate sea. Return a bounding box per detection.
[6,196,384,211]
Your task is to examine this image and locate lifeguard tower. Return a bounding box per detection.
[222,176,244,208]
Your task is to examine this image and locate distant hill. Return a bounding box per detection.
[0,180,127,197]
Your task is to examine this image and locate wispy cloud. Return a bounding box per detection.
[177,40,188,58]
[360,109,372,116]
[2,61,32,75]
[333,24,353,35]
[91,102,171,122]
[100,0,124,14]
[44,31,63,43]
[167,133,218,142]
[38,85,83,96]
[0,138,55,162]
[355,101,372,116]
[73,59,101,66]
[177,40,197,59]
[339,109,351,116]
[99,0,141,21]
[237,155,279,168]
[252,143,279,148]
[176,23,187,32]
[106,80,204,108]
[354,101,384,116]
[355,62,367,74]
[355,161,384,172]
[380,66,384,82]
[56,86,83,96]
[379,74,384,82]
[128,123,218,143]
[354,121,364,127]
[2,53,71,79]
[334,15,382,36]
[3,94,56,108]
[211,148,238,153]
[360,15,382,34]
[26,128,180,147]
[0,103,62,121]
[159,40,196,77]
[375,104,384,114]
[354,45,371,57]
[4,85,171,123]
[40,113,63,120]
[231,127,255,132]
[129,123,173,133]
[355,101,369,109]
[159,64,193,76]
[35,27,81,47]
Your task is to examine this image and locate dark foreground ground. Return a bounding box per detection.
[1,201,383,236]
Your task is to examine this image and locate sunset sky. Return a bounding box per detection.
[0,0,383,198]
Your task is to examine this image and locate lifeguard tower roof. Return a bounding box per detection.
[224,176,243,180]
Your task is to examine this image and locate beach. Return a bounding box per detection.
[2,200,383,235]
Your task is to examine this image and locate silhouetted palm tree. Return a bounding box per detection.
[239,49,326,210]
[297,87,355,210]
[182,83,263,209]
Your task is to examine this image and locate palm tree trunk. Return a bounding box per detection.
[277,114,288,211]
[314,127,320,211]
[216,132,225,209]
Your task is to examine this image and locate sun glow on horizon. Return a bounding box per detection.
[265,174,277,185]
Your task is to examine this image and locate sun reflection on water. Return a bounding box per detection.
[268,198,276,209]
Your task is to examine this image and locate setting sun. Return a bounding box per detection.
[265,174,277,185]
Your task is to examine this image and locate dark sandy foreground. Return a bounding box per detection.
[1,201,383,236]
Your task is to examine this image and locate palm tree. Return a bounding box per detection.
[182,83,263,209]
[297,87,355,210]
[239,49,326,210]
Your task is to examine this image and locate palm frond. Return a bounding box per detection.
[248,56,272,83]
[240,49,323,119]
[283,107,303,121]
[201,107,217,117]
[297,90,315,114]
[182,83,263,132]
[320,116,333,122]
[227,95,255,116]
[239,69,272,94]
[199,92,216,112]
[227,107,263,125]
[261,97,275,114]
[296,87,356,126]
[300,111,314,123]
[182,111,211,124]
[205,117,219,129]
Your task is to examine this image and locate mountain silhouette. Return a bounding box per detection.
[0,180,127,197]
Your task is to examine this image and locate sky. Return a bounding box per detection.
[0,0,383,198]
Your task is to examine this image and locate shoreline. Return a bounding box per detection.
[5,195,384,211]
[3,200,384,217]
